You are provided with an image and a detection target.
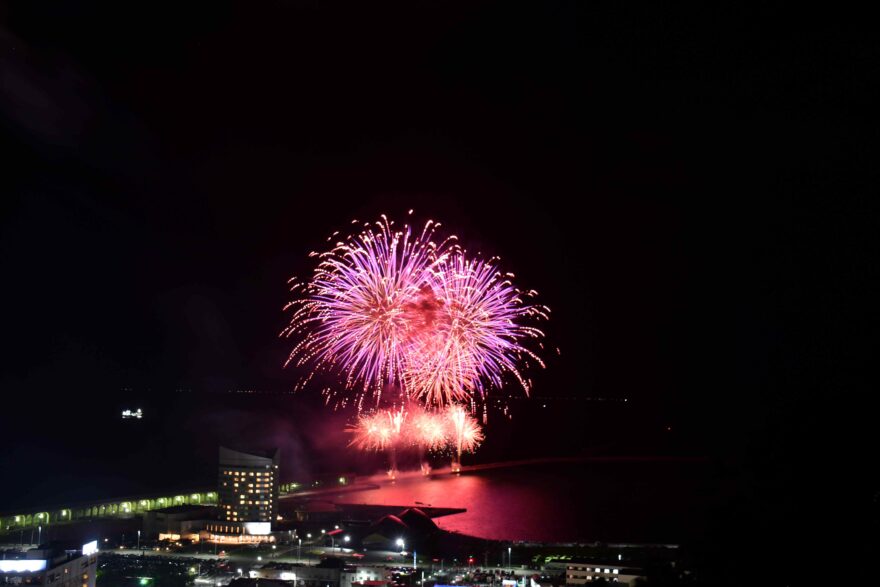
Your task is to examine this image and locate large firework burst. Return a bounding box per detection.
[283,214,549,412]
[404,254,549,406]
[281,215,456,407]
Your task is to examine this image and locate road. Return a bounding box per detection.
[110,546,534,578]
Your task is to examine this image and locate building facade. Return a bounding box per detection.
[218,446,280,524]
[0,541,98,587]
[544,560,644,586]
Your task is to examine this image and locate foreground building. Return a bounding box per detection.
[544,559,644,586]
[0,541,98,586]
[253,562,387,587]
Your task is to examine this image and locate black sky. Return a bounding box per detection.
[1,3,877,583]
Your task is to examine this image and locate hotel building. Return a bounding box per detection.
[208,446,280,543]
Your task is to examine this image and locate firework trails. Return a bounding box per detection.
[283,214,549,411]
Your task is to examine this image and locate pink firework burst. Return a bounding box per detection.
[281,215,456,407]
[347,407,407,451]
[347,406,407,478]
[407,408,450,452]
[446,403,485,458]
[283,213,549,413]
[404,253,549,406]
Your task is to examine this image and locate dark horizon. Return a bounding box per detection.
[1,3,876,584]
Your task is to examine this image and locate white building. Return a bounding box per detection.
[0,541,98,586]
[544,559,643,586]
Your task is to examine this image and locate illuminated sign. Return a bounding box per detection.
[82,540,99,556]
[243,522,271,535]
[280,572,297,581]
[0,560,48,573]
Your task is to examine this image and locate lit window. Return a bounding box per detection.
[613,570,618,574]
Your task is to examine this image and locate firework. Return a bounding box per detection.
[283,214,548,412]
[347,406,407,478]
[404,254,549,407]
[282,215,460,408]
[407,407,450,475]
[445,404,484,472]
[407,408,449,451]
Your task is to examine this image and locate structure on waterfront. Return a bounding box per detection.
[0,541,98,587]
[0,491,218,535]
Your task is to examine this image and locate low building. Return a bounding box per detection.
[143,504,217,540]
[0,540,98,586]
[254,562,386,587]
[544,559,643,586]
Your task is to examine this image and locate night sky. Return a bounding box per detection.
[1,4,876,583]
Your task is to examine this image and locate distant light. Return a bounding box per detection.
[344,536,350,542]
[257,556,262,561]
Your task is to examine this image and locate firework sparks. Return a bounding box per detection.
[283,214,549,412]
[445,404,484,472]
[282,216,456,408]
[347,406,407,478]
[408,408,449,451]
[405,254,549,406]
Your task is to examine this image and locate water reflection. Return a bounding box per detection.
[334,461,711,542]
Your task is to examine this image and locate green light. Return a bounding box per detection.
[140,579,150,585]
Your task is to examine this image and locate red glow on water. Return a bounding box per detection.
[334,461,712,543]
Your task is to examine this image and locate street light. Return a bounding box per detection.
[298,538,302,562]
[137,530,141,550]
[396,538,405,552]
[508,546,512,573]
